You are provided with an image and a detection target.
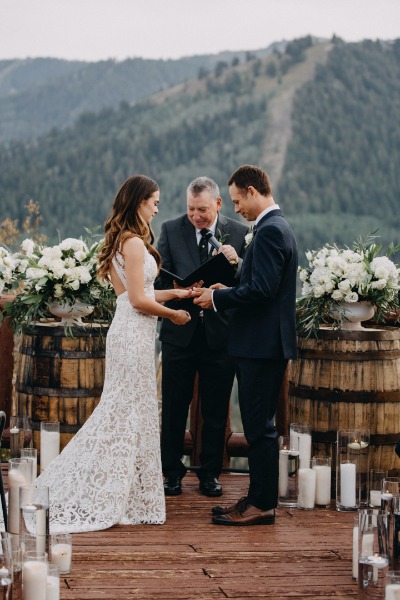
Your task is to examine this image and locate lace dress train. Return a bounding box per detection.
[35,250,166,533]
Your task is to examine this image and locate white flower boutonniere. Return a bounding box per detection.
[244,226,255,249]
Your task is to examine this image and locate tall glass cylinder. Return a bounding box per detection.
[40,422,60,473]
[313,457,331,508]
[22,551,48,600]
[20,448,38,481]
[9,417,32,459]
[7,459,32,536]
[357,429,371,506]
[385,571,400,599]
[336,429,368,511]
[369,470,387,508]
[278,435,299,507]
[297,459,316,510]
[19,486,50,556]
[358,509,389,598]
[289,423,312,469]
[0,533,13,600]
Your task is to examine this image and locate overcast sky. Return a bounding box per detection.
[1,0,399,62]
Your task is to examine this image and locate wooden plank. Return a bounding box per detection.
[4,470,359,599]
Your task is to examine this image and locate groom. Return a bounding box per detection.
[194,164,298,526]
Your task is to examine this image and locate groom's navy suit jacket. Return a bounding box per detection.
[213,209,298,359]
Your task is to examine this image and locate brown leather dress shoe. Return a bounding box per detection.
[211,496,248,516]
[212,501,275,526]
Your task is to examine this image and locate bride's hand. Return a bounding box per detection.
[170,310,191,325]
[173,289,192,299]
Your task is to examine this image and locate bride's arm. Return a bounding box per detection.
[123,238,190,324]
[154,288,191,302]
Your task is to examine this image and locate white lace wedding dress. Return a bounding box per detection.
[35,249,166,533]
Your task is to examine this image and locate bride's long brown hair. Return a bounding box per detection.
[98,175,161,280]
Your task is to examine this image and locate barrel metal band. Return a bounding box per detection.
[16,385,103,398]
[30,422,81,433]
[289,383,400,403]
[20,348,105,359]
[298,348,400,361]
[311,430,399,445]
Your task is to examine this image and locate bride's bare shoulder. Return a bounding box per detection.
[121,236,144,256]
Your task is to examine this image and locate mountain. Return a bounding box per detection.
[0,36,399,265]
[0,44,282,144]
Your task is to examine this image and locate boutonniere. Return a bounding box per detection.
[212,229,230,256]
[244,225,256,249]
[215,229,229,245]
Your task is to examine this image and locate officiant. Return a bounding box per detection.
[156,176,248,497]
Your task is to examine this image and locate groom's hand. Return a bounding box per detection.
[193,287,214,309]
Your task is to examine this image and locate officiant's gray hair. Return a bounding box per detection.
[187,176,220,201]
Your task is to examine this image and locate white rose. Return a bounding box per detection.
[17,259,28,274]
[299,269,309,282]
[338,279,351,292]
[332,289,344,301]
[21,238,35,256]
[244,232,253,246]
[64,258,76,268]
[75,266,92,284]
[313,285,325,298]
[344,292,359,303]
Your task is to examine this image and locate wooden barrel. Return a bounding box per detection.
[15,324,107,457]
[289,326,400,476]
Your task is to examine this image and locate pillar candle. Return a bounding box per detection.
[340,463,356,507]
[289,427,299,452]
[352,524,358,579]
[297,467,316,509]
[22,561,48,600]
[40,431,60,472]
[314,465,331,506]
[46,575,60,600]
[278,450,289,497]
[298,433,312,469]
[385,584,400,599]
[8,469,28,534]
[52,544,72,573]
[361,533,374,556]
[370,490,382,507]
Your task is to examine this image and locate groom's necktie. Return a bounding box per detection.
[199,236,209,264]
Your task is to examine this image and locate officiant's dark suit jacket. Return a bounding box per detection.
[157,213,248,350]
[156,212,248,480]
[213,208,298,510]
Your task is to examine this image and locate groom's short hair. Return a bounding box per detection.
[187,176,220,201]
[229,165,272,197]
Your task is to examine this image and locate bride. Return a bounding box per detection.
[36,175,191,532]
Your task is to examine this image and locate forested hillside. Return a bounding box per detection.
[278,39,400,256]
[0,46,279,143]
[0,37,399,264]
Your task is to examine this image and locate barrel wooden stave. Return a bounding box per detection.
[289,327,400,475]
[15,325,105,455]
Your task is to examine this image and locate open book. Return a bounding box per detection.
[160,252,237,288]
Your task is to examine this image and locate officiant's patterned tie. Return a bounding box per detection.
[199,236,209,264]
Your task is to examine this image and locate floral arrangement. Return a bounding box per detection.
[0,246,18,295]
[296,234,400,337]
[3,230,115,334]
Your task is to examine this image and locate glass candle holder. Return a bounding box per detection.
[353,515,359,580]
[40,422,60,473]
[0,533,13,600]
[336,429,368,511]
[22,551,48,600]
[358,509,389,598]
[297,458,316,510]
[20,448,38,481]
[7,459,32,535]
[19,486,50,556]
[278,435,299,508]
[385,571,400,599]
[9,416,32,459]
[46,564,60,600]
[369,469,387,508]
[312,456,331,508]
[391,496,400,571]
[51,533,72,574]
[289,423,312,469]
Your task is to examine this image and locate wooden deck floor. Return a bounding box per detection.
[43,473,358,600]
